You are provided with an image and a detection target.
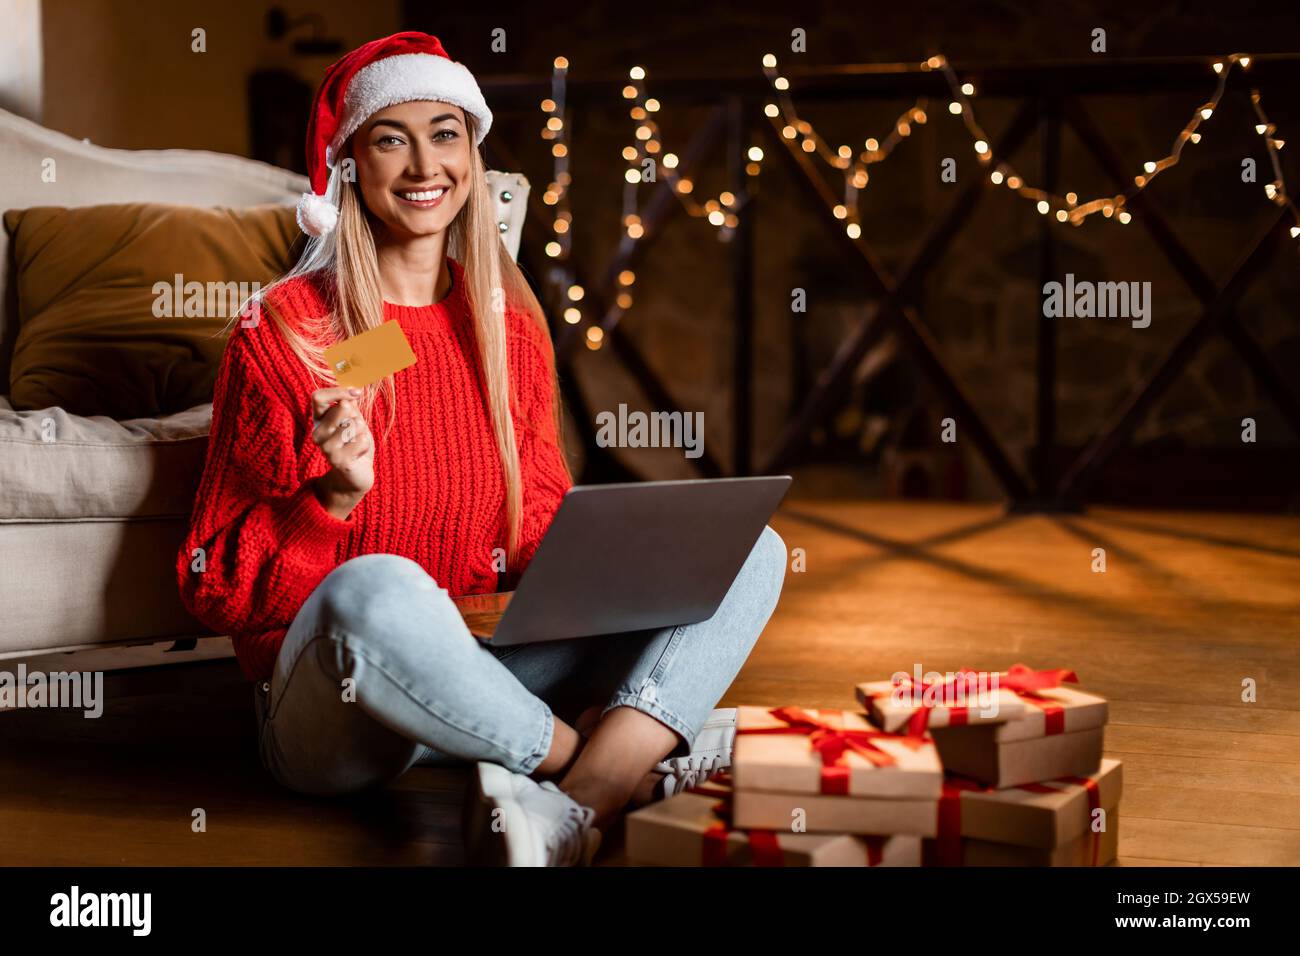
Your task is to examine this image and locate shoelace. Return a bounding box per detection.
[539,783,597,866]
[553,806,596,866]
[663,753,728,796]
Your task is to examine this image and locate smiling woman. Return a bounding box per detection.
[254,45,553,560]
[176,30,786,870]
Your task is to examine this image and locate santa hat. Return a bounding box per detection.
[295,31,493,237]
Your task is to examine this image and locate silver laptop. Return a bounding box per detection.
[454,476,791,646]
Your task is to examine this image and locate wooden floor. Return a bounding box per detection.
[2,500,1298,866]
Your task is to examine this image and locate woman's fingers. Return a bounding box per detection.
[312,399,371,446]
[311,404,351,446]
[310,388,373,476]
[345,430,374,463]
[307,386,374,503]
[311,386,357,419]
[320,418,373,461]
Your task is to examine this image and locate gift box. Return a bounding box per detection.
[929,758,1123,866]
[927,671,1108,788]
[729,705,942,835]
[625,779,921,866]
[930,725,1104,789]
[856,671,1029,735]
[925,811,1120,866]
[730,788,941,836]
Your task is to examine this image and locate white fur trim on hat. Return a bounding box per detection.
[329,52,493,167]
[296,191,339,238]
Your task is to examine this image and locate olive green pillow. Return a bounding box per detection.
[4,203,301,419]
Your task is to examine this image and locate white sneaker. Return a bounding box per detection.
[655,707,737,797]
[466,761,602,867]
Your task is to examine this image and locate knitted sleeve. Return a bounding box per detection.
[176,326,354,644]
[505,312,574,587]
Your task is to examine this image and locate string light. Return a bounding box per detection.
[538,56,585,326]
[930,54,1089,224]
[766,51,1295,242]
[762,53,928,238]
[622,63,758,242]
[557,50,1299,356]
[1248,87,1300,239]
[929,51,1296,238]
[599,65,758,338]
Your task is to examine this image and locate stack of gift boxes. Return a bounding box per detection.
[626,664,1120,867]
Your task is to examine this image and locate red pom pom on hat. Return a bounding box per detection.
[295,31,493,237]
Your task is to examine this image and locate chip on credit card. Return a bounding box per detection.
[323,319,418,388]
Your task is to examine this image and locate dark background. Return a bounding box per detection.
[36,0,1300,509]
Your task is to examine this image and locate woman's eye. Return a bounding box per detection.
[434,129,458,142]
[377,135,405,147]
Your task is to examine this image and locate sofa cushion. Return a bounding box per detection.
[0,395,211,521]
[3,202,299,419]
[0,518,214,656]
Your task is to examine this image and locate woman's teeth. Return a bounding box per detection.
[399,189,446,201]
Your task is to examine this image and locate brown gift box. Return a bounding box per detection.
[936,757,1123,852]
[856,677,1027,734]
[924,809,1120,866]
[729,705,942,835]
[625,784,922,866]
[931,725,1105,789]
[856,665,1103,733]
[731,705,943,798]
[929,683,1108,788]
[731,788,940,836]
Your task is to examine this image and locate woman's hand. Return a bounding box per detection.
[309,386,374,520]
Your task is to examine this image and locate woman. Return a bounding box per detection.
[177,32,787,866]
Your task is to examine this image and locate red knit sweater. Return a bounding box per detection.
[176,257,572,682]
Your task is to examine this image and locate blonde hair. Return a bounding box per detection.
[248,114,570,567]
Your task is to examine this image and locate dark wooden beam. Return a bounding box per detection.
[759,102,1039,502]
[1219,316,1300,440]
[729,95,755,477]
[1053,100,1300,498]
[1056,213,1291,502]
[477,55,1300,106]
[1035,97,1061,499]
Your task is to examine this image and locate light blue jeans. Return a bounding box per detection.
[253,526,787,796]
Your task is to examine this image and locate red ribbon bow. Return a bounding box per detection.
[880,664,1078,736]
[999,663,1079,736]
[736,706,925,796]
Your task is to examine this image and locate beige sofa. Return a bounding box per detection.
[0,106,530,670]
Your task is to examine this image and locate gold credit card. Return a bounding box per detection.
[324,320,418,388]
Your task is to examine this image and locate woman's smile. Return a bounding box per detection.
[394,185,450,209]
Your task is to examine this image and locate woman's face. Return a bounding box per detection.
[352,100,472,241]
